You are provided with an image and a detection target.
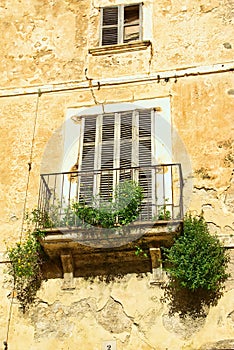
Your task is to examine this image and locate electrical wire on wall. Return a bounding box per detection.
[3,89,42,350]
[19,89,42,242]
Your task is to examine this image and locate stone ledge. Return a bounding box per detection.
[40,221,182,279]
[40,221,182,252]
[88,40,151,56]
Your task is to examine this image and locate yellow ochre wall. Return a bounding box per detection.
[0,0,233,349]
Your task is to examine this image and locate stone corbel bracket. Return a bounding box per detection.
[60,253,75,290]
[149,247,165,285]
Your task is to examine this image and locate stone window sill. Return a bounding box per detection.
[88,40,151,56]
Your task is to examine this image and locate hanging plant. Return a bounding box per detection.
[6,213,46,312]
[7,232,44,312]
[164,213,230,292]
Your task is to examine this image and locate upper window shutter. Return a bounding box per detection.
[101,7,119,46]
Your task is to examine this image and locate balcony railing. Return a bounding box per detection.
[38,164,183,230]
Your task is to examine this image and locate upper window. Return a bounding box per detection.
[100,3,143,46]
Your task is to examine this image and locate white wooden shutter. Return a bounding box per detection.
[99,114,115,199]
[138,109,153,219]
[79,109,155,217]
[79,116,96,203]
[120,111,133,182]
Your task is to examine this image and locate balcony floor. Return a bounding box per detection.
[40,220,183,280]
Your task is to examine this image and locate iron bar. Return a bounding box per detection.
[38,164,183,229]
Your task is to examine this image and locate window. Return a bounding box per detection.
[100,3,143,46]
[77,109,154,218]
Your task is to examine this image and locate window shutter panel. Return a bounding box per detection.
[120,112,133,181]
[79,116,96,202]
[78,108,154,219]
[138,110,151,166]
[100,114,115,199]
[102,7,119,46]
[138,110,152,219]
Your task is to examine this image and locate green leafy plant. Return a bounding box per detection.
[7,232,44,312]
[157,198,171,220]
[72,180,144,229]
[27,207,54,229]
[30,201,79,229]
[164,214,229,292]
[114,180,144,225]
[6,210,46,311]
[135,245,148,258]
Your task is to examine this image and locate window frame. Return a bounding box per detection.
[99,3,143,47]
[76,108,157,217]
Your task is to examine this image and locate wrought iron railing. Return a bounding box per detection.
[38,164,183,229]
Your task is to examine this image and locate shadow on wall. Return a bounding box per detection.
[161,278,224,319]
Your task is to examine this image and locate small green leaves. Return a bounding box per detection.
[7,232,43,311]
[73,180,144,229]
[135,245,148,258]
[164,214,230,292]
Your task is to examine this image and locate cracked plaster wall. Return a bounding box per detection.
[0,0,233,87]
[1,271,234,350]
[0,0,233,349]
[0,81,233,350]
[0,79,233,349]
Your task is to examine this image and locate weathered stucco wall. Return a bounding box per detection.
[1,263,234,350]
[0,0,233,86]
[0,0,233,349]
[0,75,233,349]
[1,74,233,246]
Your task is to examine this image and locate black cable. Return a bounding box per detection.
[19,89,41,242]
[4,90,41,349]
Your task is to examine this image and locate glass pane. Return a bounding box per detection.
[124,5,139,24]
[123,5,140,43]
[124,25,140,43]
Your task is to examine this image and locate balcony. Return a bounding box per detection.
[38,164,184,285]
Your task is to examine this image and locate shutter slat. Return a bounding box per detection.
[102,114,115,141]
